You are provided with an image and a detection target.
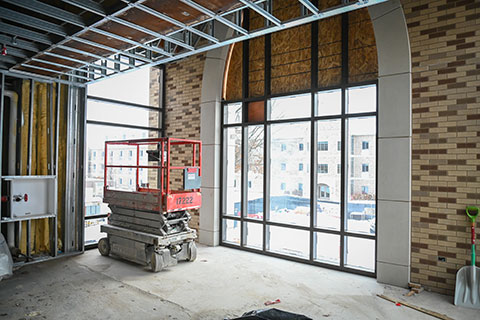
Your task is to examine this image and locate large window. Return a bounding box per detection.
[221,8,378,276]
[222,85,377,275]
[84,68,161,246]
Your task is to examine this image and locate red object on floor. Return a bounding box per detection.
[396,303,401,306]
[264,299,281,306]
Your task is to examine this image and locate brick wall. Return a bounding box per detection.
[403,0,480,295]
[150,53,206,230]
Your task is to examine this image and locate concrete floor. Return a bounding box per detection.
[0,245,476,320]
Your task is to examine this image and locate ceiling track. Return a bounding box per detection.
[0,0,387,85]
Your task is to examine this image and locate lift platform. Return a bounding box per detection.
[98,137,201,271]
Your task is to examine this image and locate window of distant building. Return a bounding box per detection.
[319,164,328,173]
[319,184,330,199]
[318,141,328,151]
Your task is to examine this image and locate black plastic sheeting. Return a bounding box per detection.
[230,308,312,320]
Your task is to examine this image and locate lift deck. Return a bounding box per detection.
[98,137,201,271]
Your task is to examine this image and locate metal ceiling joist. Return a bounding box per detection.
[298,0,320,15]
[4,47,30,59]
[0,22,52,45]
[61,0,107,17]
[0,69,85,87]
[0,0,387,85]
[87,0,388,85]
[0,7,68,37]
[3,0,86,28]
[0,34,40,53]
[57,45,135,68]
[131,2,219,44]
[2,0,154,81]
[70,37,152,63]
[90,28,171,57]
[237,0,282,26]
[31,58,105,77]
[107,16,194,51]
[43,52,115,74]
[20,63,91,81]
[180,0,249,35]
[0,55,20,65]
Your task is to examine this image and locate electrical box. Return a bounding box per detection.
[1,176,57,221]
[183,167,201,190]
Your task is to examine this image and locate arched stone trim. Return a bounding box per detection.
[199,0,413,288]
[369,0,412,287]
[198,44,230,246]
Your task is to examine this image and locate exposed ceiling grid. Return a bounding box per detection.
[0,0,387,85]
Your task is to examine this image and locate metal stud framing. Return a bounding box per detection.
[0,0,387,86]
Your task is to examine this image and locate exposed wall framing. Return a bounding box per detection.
[0,73,85,266]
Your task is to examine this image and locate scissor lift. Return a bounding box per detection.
[98,137,201,271]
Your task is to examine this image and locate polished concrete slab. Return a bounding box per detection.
[0,245,475,319]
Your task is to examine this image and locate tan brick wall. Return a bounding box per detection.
[149,53,206,230]
[403,0,480,295]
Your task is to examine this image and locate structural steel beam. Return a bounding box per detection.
[4,47,30,59]
[0,35,41,53]
[0,6,68,37]
[3,0,86,27]
[61,0,106,17]
[0,22,52,45]
[0,55,21,65]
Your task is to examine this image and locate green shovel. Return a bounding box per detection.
[454,206,480,309]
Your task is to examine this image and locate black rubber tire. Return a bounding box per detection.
[98,237,110,256]
[151,252,164,272]
[187,242,197,262]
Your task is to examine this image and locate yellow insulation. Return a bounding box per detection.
[19,80,67,254]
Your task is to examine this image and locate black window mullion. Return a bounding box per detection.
[241,125,248,246]
[263,120,271,252]
[310,114,317,261]
[310,2,319,262]
[340,13,348,269]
